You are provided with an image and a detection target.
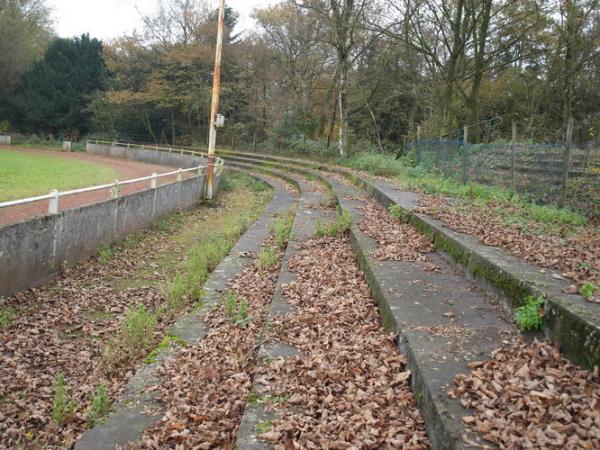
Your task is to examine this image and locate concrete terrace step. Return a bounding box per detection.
[231,169,337,449]
[229,164,508,449]
[75,173,298,450]
[217,151,600,372]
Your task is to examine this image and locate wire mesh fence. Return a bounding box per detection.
[412,138,600,217]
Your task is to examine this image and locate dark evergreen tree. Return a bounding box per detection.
[1,34,107,137]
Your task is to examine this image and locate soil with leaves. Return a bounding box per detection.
[125,241,284,449]
[358,199,437,270]
[449,338,600,449]
[255,235,430,449]
[416,194,600,301]
[0,186,266,449]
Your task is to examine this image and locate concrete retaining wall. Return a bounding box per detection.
[86,142,205,168]
[0,143,218,297]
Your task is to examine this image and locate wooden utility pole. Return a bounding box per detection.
[206,0,226,199]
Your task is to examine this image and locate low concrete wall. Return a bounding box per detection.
[0,135,11,145]
[0,143,219,297]
[86,142,206,168]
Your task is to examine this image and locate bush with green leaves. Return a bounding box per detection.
[515,295,545,331]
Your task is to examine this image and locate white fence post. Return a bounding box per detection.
[177,168,183,181]
[151,173,158,188]
[197,166,202,177]
[48,190,59,214]
[111,180,120,198]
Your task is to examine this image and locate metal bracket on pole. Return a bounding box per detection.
[48,190,59,214]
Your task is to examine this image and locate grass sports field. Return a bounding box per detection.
[0,148,119,202]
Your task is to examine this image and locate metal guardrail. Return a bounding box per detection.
[0,141,224,214]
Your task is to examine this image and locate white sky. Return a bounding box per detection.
[47,0,280,41]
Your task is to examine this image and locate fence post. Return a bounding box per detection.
[511,121,517,193]
[462,125,470,183]
[111,180,120,199]
[48,190,59,214]
[177,168,183,181]
[414,126,420,165]
[151,173,158,189]
[197,166,203,177]
[559,117,574,208]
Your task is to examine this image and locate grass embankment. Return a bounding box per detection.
[0,148,118,201]
[0,170,274,448]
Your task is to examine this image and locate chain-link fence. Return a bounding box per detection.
[412,138,600,217]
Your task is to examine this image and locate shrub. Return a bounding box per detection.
[515,296,545,331]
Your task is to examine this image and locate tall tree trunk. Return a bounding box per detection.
[326,89,338,149]
[338,63,348,157]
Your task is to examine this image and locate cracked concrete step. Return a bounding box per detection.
[75,173,297,450]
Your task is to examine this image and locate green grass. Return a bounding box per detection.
[271,210,295,249]
[257,245,279,270]
[315,208,352,237]
[0,148,119,201]
[85,385,111,428]
[0,306,18,327]
[144,334,187,364]
[52,373,77,425]
[338,152,587,228]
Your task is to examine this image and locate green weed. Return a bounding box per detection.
[86,385,111,427]
[515,295,545,331]
[225,291,236,319]
[98,243,114,262]
[52,373,77,425]
[389,204,411,222]
[235,299,251,327]
[579,282,599,300]
[144,334,187,364]
[0,306,18,327]
[315,208,352,237]
[258,245,279,270]
[271,211,295,249]
[103,306,157,371]
[256,420,273,433]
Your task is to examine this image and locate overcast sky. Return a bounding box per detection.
[47,0,280,41]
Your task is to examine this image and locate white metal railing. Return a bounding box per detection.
[0,141,224,214]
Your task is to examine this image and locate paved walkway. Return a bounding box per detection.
[0,146,184,226]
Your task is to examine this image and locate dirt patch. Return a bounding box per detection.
[449,338,600,449]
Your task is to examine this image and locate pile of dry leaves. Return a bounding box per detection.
[358,199,437,269]
[0,229,174,448]
[256,236,430,449]
[417,194,600,298]
[127,244,282,449]
[449,338,600,449]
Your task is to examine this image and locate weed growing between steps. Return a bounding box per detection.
[449,338,600,448]
[515,295,545,331]
[254,235,430,447]
[314,207,352,237]
[0,171,272,449]
[124,237,289,448]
